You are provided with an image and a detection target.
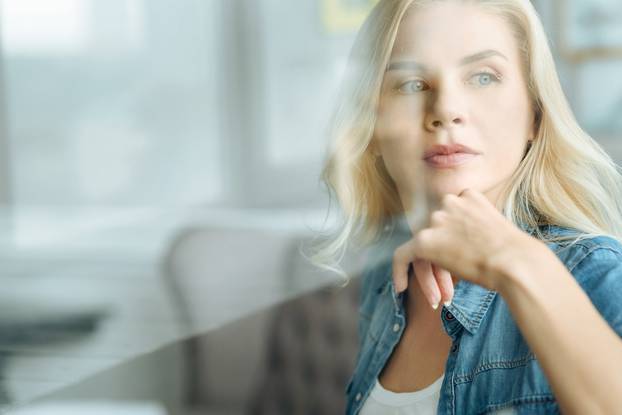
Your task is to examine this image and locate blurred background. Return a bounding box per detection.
[0,0,621,414]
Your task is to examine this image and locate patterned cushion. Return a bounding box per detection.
[246,277,361,415]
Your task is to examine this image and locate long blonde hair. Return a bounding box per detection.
[308,0,622,283]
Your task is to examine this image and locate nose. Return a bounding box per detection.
[424,87,466,131]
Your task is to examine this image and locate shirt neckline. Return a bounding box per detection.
[370,373,445,406]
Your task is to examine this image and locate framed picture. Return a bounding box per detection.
[321,0,379,33]
[555,0,622,62]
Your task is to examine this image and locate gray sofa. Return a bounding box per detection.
[162,225,366,415]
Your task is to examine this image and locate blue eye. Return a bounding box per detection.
[397,79,428,94]
[470,72,501,87]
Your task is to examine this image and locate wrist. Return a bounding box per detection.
[486,231,548,294]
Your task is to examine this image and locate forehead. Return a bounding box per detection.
[391,2,519,64]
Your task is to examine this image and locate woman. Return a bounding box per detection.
[312,0,622,414]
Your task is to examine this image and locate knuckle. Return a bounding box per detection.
[416,228,432,243]
[430,210,445,225]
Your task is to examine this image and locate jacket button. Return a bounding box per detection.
[393,323,400,332]
[445,311,454,320]
[356,392,362,401]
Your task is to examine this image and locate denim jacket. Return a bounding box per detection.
[345,222,622,415]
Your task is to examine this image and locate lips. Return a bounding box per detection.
[423,144,479,160]
[423,144,480,168]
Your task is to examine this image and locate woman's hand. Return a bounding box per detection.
[393,188,536,308]
[406,258,456,310]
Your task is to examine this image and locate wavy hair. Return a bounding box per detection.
[307,0,622,283]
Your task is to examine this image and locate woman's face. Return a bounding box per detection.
[373,2,536,213]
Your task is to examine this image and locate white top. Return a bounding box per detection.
[359,374,444,415]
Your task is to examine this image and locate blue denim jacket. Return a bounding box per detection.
[345,222,622,414]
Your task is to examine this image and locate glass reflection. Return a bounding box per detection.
[0,0,621,414]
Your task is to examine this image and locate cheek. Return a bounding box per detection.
[491,85,533,137]
[373,102,427,185]
[477,93,531,160]
[374,99,425,152]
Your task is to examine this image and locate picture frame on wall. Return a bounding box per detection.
[320,0,378,33]
[555,0,622,62]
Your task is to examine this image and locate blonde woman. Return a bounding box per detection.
[315,0,622,414]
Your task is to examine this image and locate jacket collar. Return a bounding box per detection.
[378,267,496,336]
[375,214,497,335]
[377,215,576,334]
[375,215,575,335]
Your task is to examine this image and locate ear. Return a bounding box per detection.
[531,107,542,139]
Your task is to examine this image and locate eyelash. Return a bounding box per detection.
[396,71,503,94]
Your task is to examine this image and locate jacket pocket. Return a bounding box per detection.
[454,356,560,414]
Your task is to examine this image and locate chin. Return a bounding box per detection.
[426,172,489,196]
[427,183,471,198]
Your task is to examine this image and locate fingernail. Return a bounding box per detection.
[431,301,439,310]
[444,300,452,307]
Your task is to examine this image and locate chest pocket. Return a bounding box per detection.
[445,290,561,414]
[452,354,560,414]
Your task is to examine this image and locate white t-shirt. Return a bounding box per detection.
[359,374,444,415]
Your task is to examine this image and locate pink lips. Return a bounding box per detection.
[423,144,480,168]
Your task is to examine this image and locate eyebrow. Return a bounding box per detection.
[385,49,508,72]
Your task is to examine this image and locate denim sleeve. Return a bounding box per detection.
[571,245,622,337]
